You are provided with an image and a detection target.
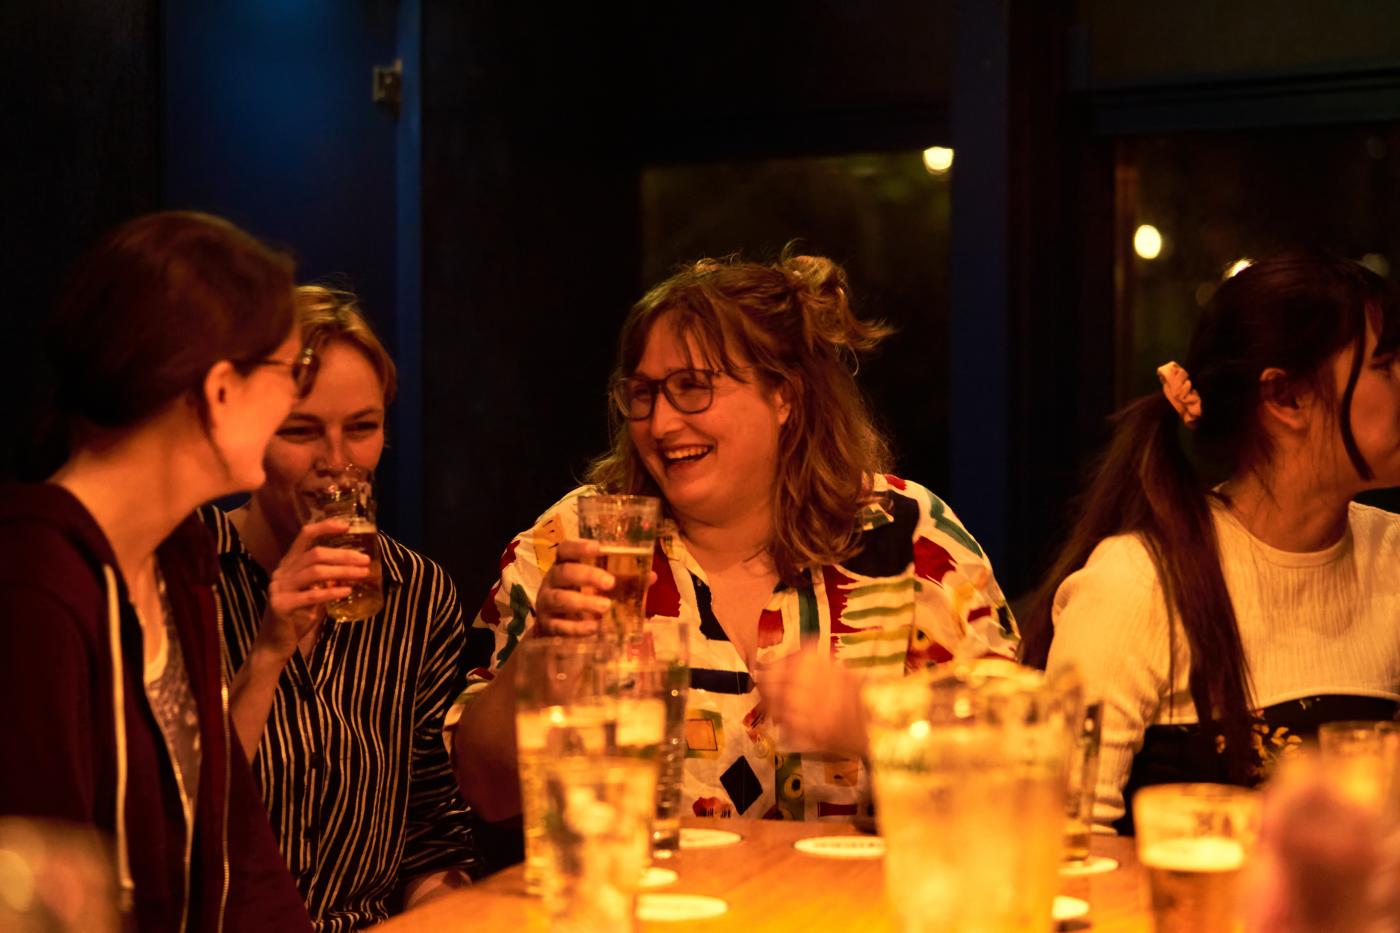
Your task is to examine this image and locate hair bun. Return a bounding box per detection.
[780,254,890,353]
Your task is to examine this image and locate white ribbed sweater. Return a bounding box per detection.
[1047,501,1400,829]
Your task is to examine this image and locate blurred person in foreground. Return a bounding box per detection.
[203,286,480,930]
[1023,253,1400,834]
[452,253,1018,825]
[0,212,312,930]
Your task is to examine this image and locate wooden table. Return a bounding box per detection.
[378,818,1151,931]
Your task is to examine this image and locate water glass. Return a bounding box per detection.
[295,464,383,622]
[576,494,661,640]
[539,757,657,932]
[610,619,689,860]
[1133,783,1260,933]
[515,637,616,896]
[863,663,1078,933]
[1064,700,1103,862]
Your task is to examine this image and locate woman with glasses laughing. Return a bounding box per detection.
[451,252,1018,827]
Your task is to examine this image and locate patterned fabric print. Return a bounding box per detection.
[141,565,202,832]
[454,474,1018,824]
[203,508,480,933]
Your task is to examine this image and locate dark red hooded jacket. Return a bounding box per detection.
[0,483,311,932]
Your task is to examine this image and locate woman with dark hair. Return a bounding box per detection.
[453,253,1018,824]
[1023,253,1400,834]
[203,286,480,931]
[0,212,313,931]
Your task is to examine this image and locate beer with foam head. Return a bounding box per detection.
[1141,836,1246,933]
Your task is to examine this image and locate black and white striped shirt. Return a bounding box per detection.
[202,507,481,932]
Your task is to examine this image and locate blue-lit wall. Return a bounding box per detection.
[162,0,420,541]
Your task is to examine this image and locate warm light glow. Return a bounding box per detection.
[922,146,954,174]
[1133,224,1163,260]
[1361,253,1390,277]
[1225,258,1252,279]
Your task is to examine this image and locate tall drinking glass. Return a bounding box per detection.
[863,663,1078,933]
[1064,700,1104,862]
[609,619,690,860]
[539,757,657,932]
[295,464,384,622]
[1133,783,1260,933]
[576,494,661,641]
[515,637,616,896]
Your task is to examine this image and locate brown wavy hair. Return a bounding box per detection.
[295,285,398,404]
[587,251,893,585]
[1021,252,1400,783]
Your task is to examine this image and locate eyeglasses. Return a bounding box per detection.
[251,346,318,399]
[611,368,718,420]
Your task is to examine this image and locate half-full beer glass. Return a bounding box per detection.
[863,663,1078,933]
[296,464,383,622]
[1318,720,1400,815]
[1133,783,1260,933]
[576,494,661,640]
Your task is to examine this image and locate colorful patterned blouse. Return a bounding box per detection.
[455,474,1019,822]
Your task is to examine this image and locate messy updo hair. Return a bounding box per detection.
[588,250,893,585]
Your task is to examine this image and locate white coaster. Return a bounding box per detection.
[637,893,730,921]
[1059,855,1119,877]
[1052,896,1090,923]
[792,835,886,859]
[679,827,743,849]
[639,866,678,888]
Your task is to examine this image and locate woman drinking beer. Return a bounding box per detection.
[453,252,1019,824]
[1023,253,1400,834]
[204,286,480,931]
[0,211,313,931]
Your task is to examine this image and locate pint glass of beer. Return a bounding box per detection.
[1318,721,1400,815]
[297,465,384,622]
[576,494,662,640]
[864,662,1078,933]
[1133,783,1261,933]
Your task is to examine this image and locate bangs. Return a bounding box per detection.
[624,288,757,381]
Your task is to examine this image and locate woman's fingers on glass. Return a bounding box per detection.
[292,517,350,549]
[285,586,353,609]
[554,537,601,563]
[540,586,611,619]
[304,545,372,566]
[546,559,615,594]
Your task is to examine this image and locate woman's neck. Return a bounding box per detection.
[52,430,211,592]
[228,497,293,573]
[676,498,775,573]
[1223,470,1352,553]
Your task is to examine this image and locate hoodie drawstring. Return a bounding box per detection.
[103,565,135,915]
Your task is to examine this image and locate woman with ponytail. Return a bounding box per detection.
[1024,252,1400,834]
[454,252,1017,824]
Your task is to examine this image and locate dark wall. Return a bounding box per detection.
[1,1,161,479]
[422,1,958,609]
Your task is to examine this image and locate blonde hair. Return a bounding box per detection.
[587,252,892,585]
[294,285,397,404]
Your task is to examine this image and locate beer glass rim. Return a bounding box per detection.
[577,492,662,511]
[1133,782,1258,802]
[1318,719,1400,737]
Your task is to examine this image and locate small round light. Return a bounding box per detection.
[922,147,954,174]
[1133,224,1163,260]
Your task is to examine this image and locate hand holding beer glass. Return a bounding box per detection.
[294,464,384,623]
[575,494,661,641]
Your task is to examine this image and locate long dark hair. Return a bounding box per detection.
[1022,252,1400,781]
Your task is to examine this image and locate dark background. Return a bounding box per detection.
[5,0,1400,616]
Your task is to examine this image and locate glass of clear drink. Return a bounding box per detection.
[1318,720,1400,815]
[1133,783,1261,933]
[1064,700,1104,863]
[296,464,383,622]
[608,619,690,860]
[576,494,662,641]
[863,662,1078,933]
[515,637,617,896]
[539,756,657,933]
